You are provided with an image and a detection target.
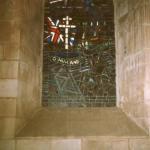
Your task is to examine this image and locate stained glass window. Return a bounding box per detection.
[42,0,116,107]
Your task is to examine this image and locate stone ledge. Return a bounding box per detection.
[16,108,147,137]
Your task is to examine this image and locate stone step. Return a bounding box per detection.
[17,108,147,137]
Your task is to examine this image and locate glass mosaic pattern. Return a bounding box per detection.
[42,0,116,107]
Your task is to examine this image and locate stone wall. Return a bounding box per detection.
[0,0,43,141]
[114,0,150,133]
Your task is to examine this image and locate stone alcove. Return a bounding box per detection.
[0,0,150,149]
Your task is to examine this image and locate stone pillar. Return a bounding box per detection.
[15,0,44,134]
[114,0,150,133]
[0,1,43,149]
[0,0,19,140]
[144,0,150,133]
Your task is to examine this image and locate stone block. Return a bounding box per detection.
[16,139,81,150]
[0,61,18,79]
[118,0,128,19]
[0,45,3,60]
[50,139,81,150]
[18,61,30,81]
[147,117,150,126]
[0,117,15,138]
[16,140,50,150]
[0,140,15,150]
[0,98,16,117]
[145,53,150,103]
[4,44,19,60]
[10,28,20,45]
[145,50,150,65]
[143,26,150,49]
[128,0,142,11]
[144,0,150,5]
[0,79,18,97]
[111,140,129,150]
[82,140,111,150]
[0,21,13,42]
[146,106,150,117]
[143,4,150,24]
[0,0,15,21]
[0,19,20,44]
[129,138,150,150]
